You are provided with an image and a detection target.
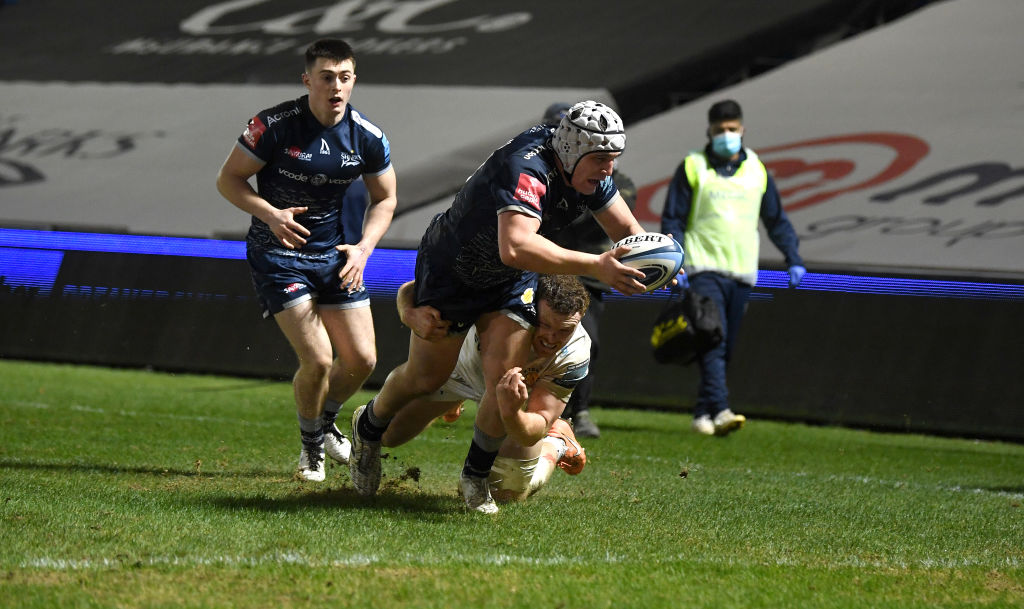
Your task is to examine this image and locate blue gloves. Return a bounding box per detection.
[672,271,689,293]
[788,265,806,288]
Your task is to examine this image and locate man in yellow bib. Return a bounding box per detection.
[660,99,806,436]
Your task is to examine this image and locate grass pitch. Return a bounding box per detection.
[1,359,1022,608]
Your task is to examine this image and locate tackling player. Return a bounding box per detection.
[348,101,646,511]
[215,39,397,481]
[387,274,591,510]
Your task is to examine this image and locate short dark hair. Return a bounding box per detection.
[304,39,356,73]
[542,102,571,127]
[708,99,743,124]
[537,275,590,317]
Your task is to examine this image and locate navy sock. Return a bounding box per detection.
[356,398,389,442]
[321,398,342,428]
[462,441,498,478]
[298,414,323,448]
[461,425,505,478]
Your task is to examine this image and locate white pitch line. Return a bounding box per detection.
[610,455,1024,501]
[20,551,1019,571]
[807,471,1024,501]
[20,553,600,570]
[3,399,277,428]
[6,399,52,409]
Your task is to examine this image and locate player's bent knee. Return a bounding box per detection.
[389,366,449,397]
[299,355,333,379]
[329,352,376,383]
[349,355,376,379]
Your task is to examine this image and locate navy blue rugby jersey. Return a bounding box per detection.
[420,125,618,290]
[236,95,391,255]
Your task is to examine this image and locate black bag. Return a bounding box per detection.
[650,289,723,365]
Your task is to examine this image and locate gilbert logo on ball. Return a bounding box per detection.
[612,232,684,292]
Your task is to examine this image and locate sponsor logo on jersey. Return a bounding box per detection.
[286,146,312,161]
[551,358,589,389]
[277,167,309,182]
[513,173,545,210]
[243,116,266,148]
[523,144,544,161]
[563,360,590,381]
[265,107,301,126]
[309,173,357,187]
[283,282,304,294]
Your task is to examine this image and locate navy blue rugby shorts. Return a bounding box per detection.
[248,247,369,318]
[413,253,537,335]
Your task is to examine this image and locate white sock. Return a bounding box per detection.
[541,436,568,460]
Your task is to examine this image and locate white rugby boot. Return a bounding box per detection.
[692,414,715,436]
[297,443,326,482]
[323,423,352,465]
[712,409,746,436]
[459,474,499,514]
[348,404,382,496]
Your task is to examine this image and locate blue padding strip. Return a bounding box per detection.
[0,248,64,295]
[0,228,246,259]
[1,229,1021,301]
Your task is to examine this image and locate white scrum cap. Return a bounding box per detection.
[552,100,626,175]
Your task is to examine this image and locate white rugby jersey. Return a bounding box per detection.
[442,322,591,404]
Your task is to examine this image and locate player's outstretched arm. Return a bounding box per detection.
[496,211,645,295]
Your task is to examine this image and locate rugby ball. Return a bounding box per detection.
[612,232,684,292]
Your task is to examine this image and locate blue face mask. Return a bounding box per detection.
[711,131,742,158]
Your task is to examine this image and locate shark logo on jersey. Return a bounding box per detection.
[339,152,362,168]
[320,139,330,155]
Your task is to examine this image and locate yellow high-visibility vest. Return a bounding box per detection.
[683,149,768,285]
